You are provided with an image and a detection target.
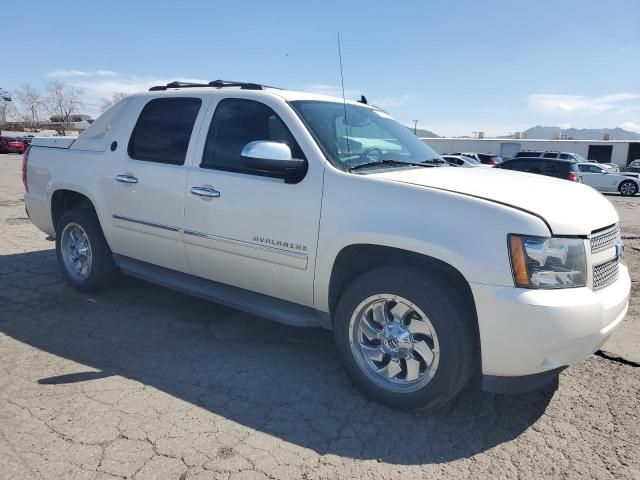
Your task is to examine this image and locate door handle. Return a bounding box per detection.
[191,186,221,198]
[116,174,138,184]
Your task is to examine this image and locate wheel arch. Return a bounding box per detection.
[51,188,99,232]
[327,243,482,375]
[618,178,639,194]
[328,244,478,323]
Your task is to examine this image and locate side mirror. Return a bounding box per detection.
[241,141,307,183]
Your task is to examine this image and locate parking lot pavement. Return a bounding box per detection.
[1,153,639,479]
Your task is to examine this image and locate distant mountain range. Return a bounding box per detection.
[407,124,640,141]
[408,127,440,138]
[506,126,640,141]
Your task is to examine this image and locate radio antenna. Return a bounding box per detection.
[337,33,351,157]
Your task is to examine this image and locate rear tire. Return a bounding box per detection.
[619,180,638,196]
[334,266,477,411]
[55,209,119,292]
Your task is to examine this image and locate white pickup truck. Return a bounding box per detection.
[24,80,630,410]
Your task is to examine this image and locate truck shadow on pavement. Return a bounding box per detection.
[0,249,556,465]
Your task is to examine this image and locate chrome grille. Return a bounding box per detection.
[593,258,619,290]
[590,224,620,253]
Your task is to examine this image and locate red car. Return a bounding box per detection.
[0,137,26,154]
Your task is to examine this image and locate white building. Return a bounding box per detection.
[422,138,640,167]
[49,114,94,130]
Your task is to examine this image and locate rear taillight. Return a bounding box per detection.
[568,171,578,182]
[22,146,30,192]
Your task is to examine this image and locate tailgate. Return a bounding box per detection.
[30,137,77,149]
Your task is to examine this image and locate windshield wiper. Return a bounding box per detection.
[349,160,432,172]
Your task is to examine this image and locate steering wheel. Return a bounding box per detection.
[359,147,383,162]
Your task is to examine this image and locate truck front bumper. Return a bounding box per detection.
[472,263,630,392]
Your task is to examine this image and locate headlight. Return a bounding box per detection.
[508,234,587,288]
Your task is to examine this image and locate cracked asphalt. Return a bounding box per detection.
[1,153,639,479]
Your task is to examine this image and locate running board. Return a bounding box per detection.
[113,255,331,330]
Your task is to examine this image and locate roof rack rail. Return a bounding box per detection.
[149,79,276,91]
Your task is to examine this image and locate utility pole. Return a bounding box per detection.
[0,88,12,136]
[412,119,419,135]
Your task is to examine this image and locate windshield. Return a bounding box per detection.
[290,101,441,170]
[572,153,589,163]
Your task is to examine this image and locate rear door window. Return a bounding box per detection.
[499,159,529,171]
[128,97,202,165]
[529,160,548,173]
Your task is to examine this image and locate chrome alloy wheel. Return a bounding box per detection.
[60,222,93,280]
[348,294,440,393]
[620,181,637,196]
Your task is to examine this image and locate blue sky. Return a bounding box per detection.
[2,0,639,136]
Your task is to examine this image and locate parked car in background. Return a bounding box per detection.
[441,154,490,168]
[577,163,639,196]
[625,159,640,173]
[0,137,26,154]
[496,157,581,182]
[452,152,501,165]
[17,135,34,147]
[514,151,620,173]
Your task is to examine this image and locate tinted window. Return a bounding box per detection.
[542,152,558,158]
[202,98,304,174]
[530,160,558,174]
[515,151,540,158]
[128,97,202,165]
[559,153,571,159]
[499,159,528,171]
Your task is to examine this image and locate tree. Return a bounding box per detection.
[44,81,85,135]
[100,92,129,112]
[17,84,44,132]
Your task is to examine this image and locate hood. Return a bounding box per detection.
[369,167,619,235]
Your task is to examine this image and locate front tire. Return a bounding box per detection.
[334,266,477,411]
[55,209,118,292]
[619,180,638,196]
